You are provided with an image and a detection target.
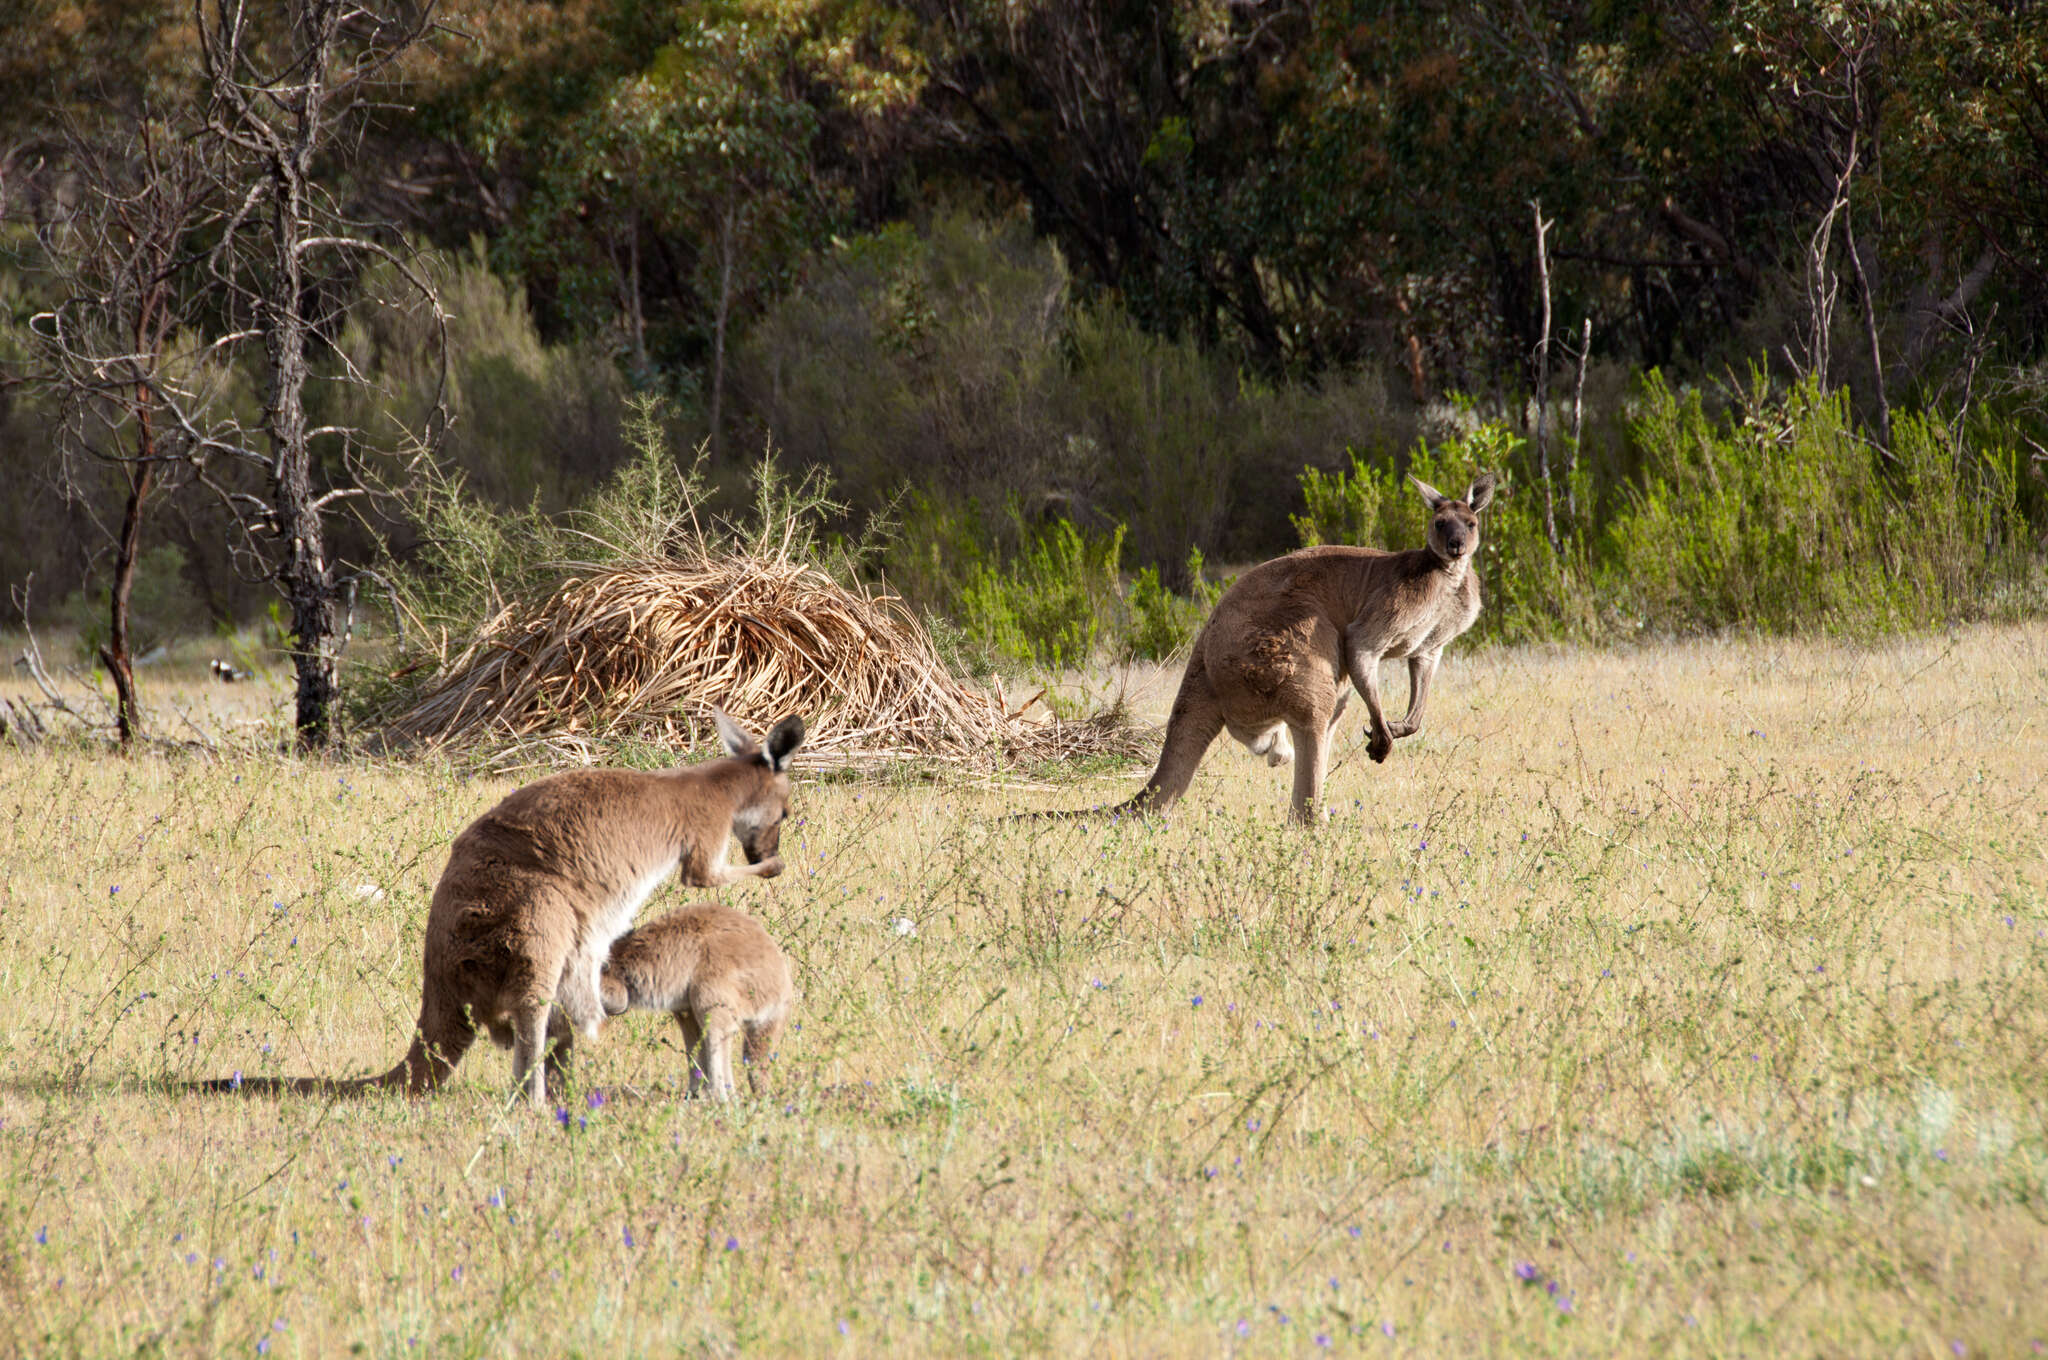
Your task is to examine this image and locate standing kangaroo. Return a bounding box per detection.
[1074,473,1494,823]
[200,711,805,1107]
[598,902,794,1101]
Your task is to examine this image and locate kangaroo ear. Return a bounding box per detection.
[1465,473,1496,513]
[765,715,806,772]
[710,707,755,759]
[1410,475,1448,510]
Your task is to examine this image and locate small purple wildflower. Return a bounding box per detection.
[1316,1334,1332,1348]
[1951,1344,1965,1358]
[724,1236,739,1251]
[587,1090,607,1110]
[388,1155,401,1170]
[450,1265,463,1283]
[1347,1226,1362,1239]
[488,1189,503,1208]
[838,1321,849,1336]
[257,1339,270,1356]
[1236,1320,1250,1338]
[1556,1295,1574,1315]
[1381,1321,1396,1338]
[623,1227,635,1249]
[34,1227,47,1246]
[1935,1148,1949,1162]
[555,1107,571,1128]
[110,886,120,896]
[1190,996,1203,1008]
[1513,1261,1539,1282]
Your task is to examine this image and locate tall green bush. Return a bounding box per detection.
[1604,375,2030,633]
[322,242,633,512]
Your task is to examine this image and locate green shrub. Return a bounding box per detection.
[1124,547,1222,661]
[1292,450,1388,549]
[321,241,634,513]
[1599,374,2035,634]
[956,517,1127,673]
[739,211,1414,582]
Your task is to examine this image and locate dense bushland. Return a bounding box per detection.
[727,218,2045,671]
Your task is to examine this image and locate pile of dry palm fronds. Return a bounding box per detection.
[376,550,1143,771]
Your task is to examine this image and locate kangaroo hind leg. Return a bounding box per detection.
[675,1011,707,1099]
[1286,716,1333,825]
[1130,660,1226,812]
[503,1003,552,1114]
[741,1012,786,1098]
[698,1005,743,1101]
[394,996,477,1094]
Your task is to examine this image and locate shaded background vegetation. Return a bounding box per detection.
[3,0,2046,680]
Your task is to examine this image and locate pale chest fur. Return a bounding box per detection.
[591,855,680,941]
[1373,564,1481,658]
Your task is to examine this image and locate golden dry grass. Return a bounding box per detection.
[1,625,2045,1356]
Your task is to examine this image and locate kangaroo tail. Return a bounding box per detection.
[1010,657,1224,822]
[189,1059,409,1097]
[189,1042,420,1097]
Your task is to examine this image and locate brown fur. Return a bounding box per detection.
[1084,474,1495,824]
[198,711,805,1107]
[598,902,794,1100]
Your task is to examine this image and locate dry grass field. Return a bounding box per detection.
[1,626,2045,1357]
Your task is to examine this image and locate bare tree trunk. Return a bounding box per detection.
[1568,316,1590,523]
[1531,201,1558,553]
[269,264,340,744]
[623,218,649,377]
[1843,207,1891,450]
[101,268,166,748]
[100,450,153,746]
[709,200,736,462]
[267,72,340,749]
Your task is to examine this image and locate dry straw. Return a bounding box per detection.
[378,543,1139,772]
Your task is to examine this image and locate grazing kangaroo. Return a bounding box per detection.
[199,711,805,1107]
[598,902,794,1100]
[1069,473,1494,824]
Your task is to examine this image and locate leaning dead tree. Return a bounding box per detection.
[24,118,212,746]
[180,0,446,746]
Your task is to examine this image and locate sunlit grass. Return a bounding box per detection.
[1,625,2045,1355]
